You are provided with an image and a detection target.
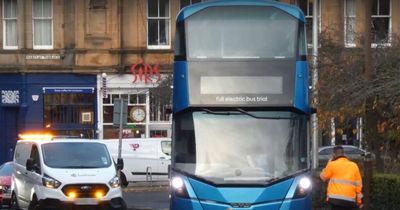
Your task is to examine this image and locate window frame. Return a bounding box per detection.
[371,0,391,47]
[179,0,203,10]
[2,0,18,49]
[344,0,356,48]
[32,0,54,50]
[297,0,321,48]
[102,93,148,139]
[147,0,171,50]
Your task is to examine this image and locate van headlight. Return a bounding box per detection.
[42,174,62,189]
[109,176,120,188]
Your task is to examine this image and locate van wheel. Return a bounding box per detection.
[28,196,39,210]
[10,193,20,210]
[120,172,128,188]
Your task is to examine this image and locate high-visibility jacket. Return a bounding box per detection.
[320,156,363,206]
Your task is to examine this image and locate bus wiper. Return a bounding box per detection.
[201,108,240,115]
[235,108,297,120]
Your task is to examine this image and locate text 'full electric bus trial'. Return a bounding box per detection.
[171,0,312,209]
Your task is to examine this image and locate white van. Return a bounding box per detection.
[11,136,126,210]
[104,138,171,185]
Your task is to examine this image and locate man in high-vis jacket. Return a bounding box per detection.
[320,145,363,210]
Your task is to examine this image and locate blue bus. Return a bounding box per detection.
[171,0,312,209]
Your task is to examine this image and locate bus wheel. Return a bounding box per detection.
[120,172,128,188]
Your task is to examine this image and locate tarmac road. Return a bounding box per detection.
[0,182,170,210]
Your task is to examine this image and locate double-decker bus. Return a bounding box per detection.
[171,0,312,209]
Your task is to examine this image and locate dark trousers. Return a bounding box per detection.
[330,203,355,210]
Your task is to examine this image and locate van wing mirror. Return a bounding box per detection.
[26,158,35,171]
[117,158,124,170]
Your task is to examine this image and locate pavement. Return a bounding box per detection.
[123,181,169,193]
[123,181,170,210]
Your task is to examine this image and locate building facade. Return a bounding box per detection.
[0,0,399,163]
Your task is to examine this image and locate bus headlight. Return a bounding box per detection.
[294,177,312,198]
[171,177,189,198]
[171,177,184,189]
[299,177,311,190]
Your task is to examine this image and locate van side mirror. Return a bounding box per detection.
[117,158,124,170]
[26,158,35,171]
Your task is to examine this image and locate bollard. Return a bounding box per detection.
[146,166,153,186]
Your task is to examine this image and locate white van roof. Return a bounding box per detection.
[17,138,104,145]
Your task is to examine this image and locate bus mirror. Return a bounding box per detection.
[310,107,317,114]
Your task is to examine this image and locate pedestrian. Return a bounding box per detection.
[320,145,363,210]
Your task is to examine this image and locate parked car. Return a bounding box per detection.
[0,161,13,208]
[318,145,368,162]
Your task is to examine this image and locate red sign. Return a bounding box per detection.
[130,143,140,151]
[130,59,161,84]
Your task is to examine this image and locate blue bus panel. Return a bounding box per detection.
[172,1,312,210]
[173,61,310,113]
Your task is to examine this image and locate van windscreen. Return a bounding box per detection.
[42,142,112,168]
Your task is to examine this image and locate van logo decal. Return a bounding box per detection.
[130,143,140,151]
[81,186,92,191]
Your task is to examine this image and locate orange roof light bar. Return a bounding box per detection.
[19,133,54,141]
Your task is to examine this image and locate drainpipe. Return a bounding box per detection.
[119,0,124,73]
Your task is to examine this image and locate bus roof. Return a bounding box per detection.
[177,0,305,23]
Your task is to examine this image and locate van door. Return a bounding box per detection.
[13,142,32,208]
[158,140,171,175]
[128,140,159,181]
[23,144,42,203]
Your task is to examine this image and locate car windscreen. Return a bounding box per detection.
[344,147,364,155]
[0,163,13,176]
[42,142,112,168]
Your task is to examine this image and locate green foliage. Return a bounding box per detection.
[312,173,400,210]
[371,174,400,210]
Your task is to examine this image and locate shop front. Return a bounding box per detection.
[0,74,97,164]
[97,70,172,140]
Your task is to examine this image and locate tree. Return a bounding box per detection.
[317,32,400,173]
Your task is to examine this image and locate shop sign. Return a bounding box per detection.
[25,54,61,60]
[130,59,161,84]
[43,87,95,94]
[1,90,20,105]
